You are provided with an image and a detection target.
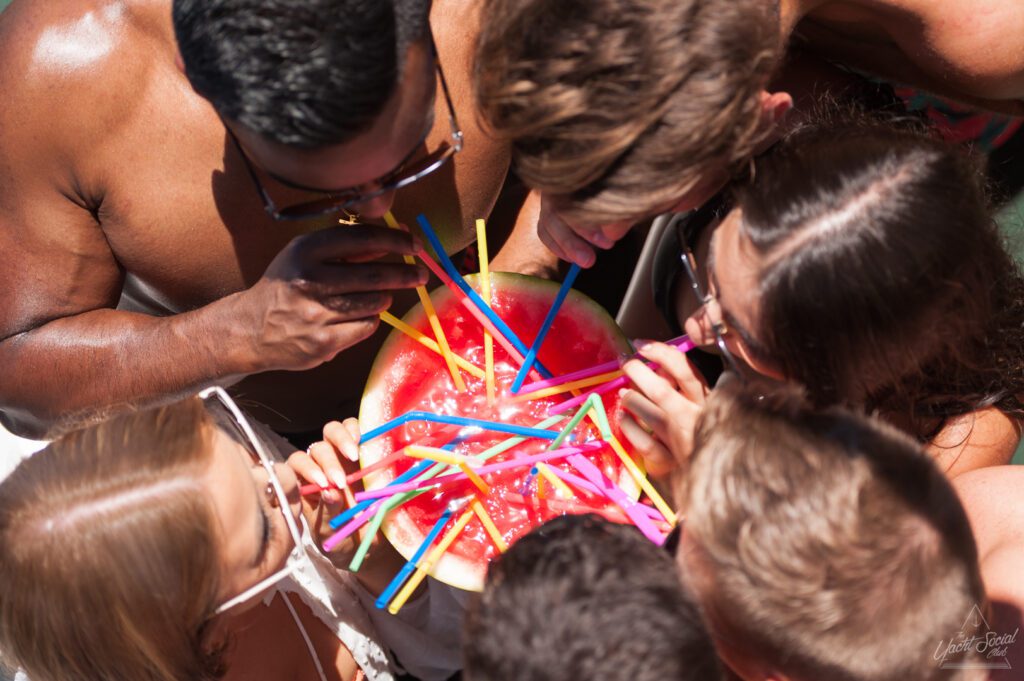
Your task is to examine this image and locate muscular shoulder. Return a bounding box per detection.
[0,1,169,162]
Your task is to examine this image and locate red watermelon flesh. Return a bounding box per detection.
[360,273,639,592]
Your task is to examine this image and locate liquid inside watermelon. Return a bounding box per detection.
[360,273,644,591]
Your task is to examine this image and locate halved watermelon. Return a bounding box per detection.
[360,273,640,591]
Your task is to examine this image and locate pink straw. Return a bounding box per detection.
[547,337,696,416]
[520,335,694,394]
[416,250,534,371]
[352,443,598,502]
[547,467,664,520]
[567,454,666,545]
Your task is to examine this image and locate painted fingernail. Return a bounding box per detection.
[323,489,341,505]
[633,339,654,350]
[312,470,330,489]
[330,470,349,490]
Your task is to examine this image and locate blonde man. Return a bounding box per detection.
[677,380,989,680]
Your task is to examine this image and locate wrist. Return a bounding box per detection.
[172,291,267,380]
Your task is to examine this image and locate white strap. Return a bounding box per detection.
[280,589,330,681]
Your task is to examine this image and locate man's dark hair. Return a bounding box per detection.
[173,0,430,148]
[464,514,721,681]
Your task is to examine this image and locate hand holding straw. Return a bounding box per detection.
[382,212,466,391]
[510,263,581,393]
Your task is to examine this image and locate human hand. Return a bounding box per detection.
[235,225,429,373]
[287,418,368,564]
[535,193,631,268]
[618,342,710,478]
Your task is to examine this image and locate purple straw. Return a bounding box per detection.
[567,454,666,545]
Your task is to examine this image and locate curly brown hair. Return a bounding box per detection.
[474,0,781,224]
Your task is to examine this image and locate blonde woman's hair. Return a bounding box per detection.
[0,398,227,681]
[680,380,987,681]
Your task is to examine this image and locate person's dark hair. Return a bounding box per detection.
[733,118,1024,439]
[678,378,986,680]
[173,0,430,148]
[474,0,780,224]
[464,514,721,681]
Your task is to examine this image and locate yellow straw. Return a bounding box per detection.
[379,312,484,379]
[383,212,466,392]
[388,507,475,614]
[536,470,546,498]
[603,431,676,525]
[405,445,470,468]
[476,218,496,405]
[535,463,574,499]
[512,370,625,402]
[471,498,507,552]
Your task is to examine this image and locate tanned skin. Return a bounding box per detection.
[0,0,531,438]
[789,0,1024,114]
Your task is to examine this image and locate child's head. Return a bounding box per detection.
[0,394,303,681]
[464,513,721,681]
[473,0,783,228]
[677,119,1024,426]
[677,379,987,680]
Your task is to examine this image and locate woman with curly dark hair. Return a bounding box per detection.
[620,120,1024,478]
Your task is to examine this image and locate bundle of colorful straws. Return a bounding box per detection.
[300,213,689,614]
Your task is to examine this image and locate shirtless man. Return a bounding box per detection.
[0,0,530,440]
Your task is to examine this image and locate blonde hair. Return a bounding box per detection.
[0,399,227,681]
[679,380,987,680]
[474,0,780,224]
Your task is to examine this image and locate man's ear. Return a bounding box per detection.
[735,341,787,382]
[751,90,794,154]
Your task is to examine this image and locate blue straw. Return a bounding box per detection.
[375,508,455,609]
[416,214,553,378]
[328,459,435,529]
[358,410,561,444]
[510,264,581,393]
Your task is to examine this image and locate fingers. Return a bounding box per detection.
[537,199,598,268]
[287,449,342,505]
[618,385,668,436]
[323,419,361,463]
[303,261,429,296]
[635,343,709,402]
[297,225,421,262]
[621,356,685,409]
[321,292,393,320]
[619,413,676,479]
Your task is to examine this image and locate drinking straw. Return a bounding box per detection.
[585,394,612,438]
[415,247,530,368]
[604,432,676,525]
[476,218,497,405]
[567,454,666,545]
[379,311,484,379]
[416,214,553,378]
[547,337,697,416]
[510,264,581,393]
[352,444,594,501]
[511,370,624,402]
[544,467,665,521]
[535,470,546,498]
[375,507,455,609]
[548,399,596,450]
[359,411,561,444]
[535,463,574,499]
[388,506,476,614]
[519,334,695,394]
[404,445,491,495]
[323,459,435,550]
[382,212,465,391]
[471,497,508,552]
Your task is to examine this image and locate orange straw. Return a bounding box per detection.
[378,311,484,379]
[383,212,466,392]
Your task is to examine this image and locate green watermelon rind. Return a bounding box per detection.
[359,272,635,592]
